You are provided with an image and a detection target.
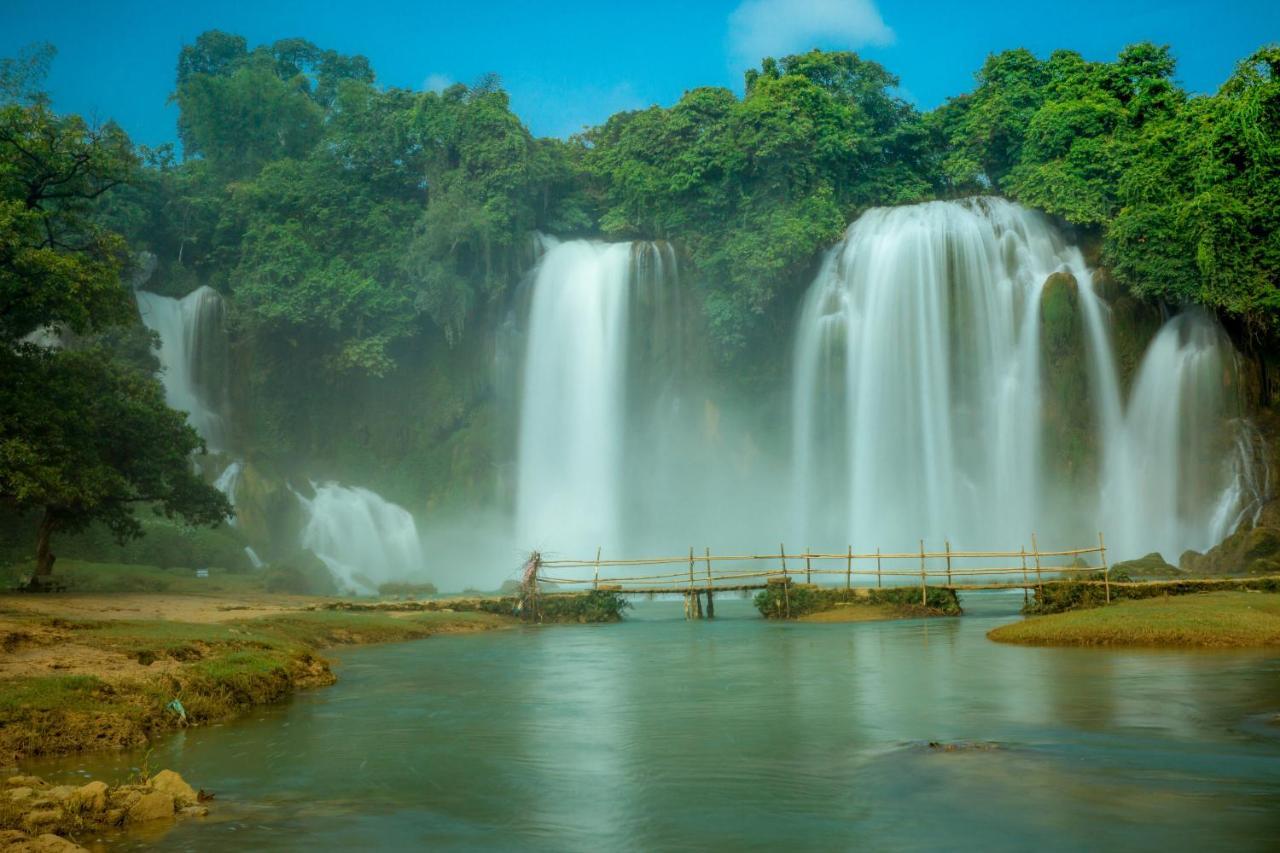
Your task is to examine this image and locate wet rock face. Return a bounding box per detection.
[149,770,197,807]
[126,790,174,824]
[1181,519,1280,575]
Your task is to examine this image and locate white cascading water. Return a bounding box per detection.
[135,286,230,450]
[514,239,635,554]
[1100,310,1261,561]
[212,461,242,524]
[792,198,1063,552]
[297,483,427,593]
[791,198,1264,561]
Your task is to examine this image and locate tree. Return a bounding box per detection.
[0,50,230,584]
[0,342,230,584]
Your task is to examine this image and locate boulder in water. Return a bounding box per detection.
[150,770,197,807]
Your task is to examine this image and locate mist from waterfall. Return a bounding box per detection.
[135,286,231,450]
[297,483,427,594]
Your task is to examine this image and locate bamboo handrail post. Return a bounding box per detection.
[1020,546,1029,606]
[919,540,927,606]
[945,540,953,587]
[780,543,788,583]
[594,546,601,591]
[1099,531,1110,604]
[846,545,852,596]
[1032,533,1043,597]
[876,548,882,588]
[806,547,812,585]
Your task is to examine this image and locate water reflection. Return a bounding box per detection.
[35,594,1280,851]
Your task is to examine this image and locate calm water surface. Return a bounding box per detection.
[37,594,1280,851]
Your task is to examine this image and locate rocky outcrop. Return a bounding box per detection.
[2,769,207,847]
[1181,513,1280,575]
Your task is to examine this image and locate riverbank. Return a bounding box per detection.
[0,591,516,763]
[988,591,1280,647]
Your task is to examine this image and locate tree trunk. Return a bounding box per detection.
[32,509,57,587]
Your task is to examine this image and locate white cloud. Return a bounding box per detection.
[727,0,895,71]
[423,73,453,93]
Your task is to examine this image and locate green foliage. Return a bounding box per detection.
[586,49,940,362]
[753,584,962,619]
[534,590,631,623]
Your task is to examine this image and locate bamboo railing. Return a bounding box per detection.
[534,533,1112,605]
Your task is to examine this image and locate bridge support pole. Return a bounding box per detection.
[706,589,715,619]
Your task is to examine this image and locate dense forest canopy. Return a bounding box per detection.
[96,31,1277,375]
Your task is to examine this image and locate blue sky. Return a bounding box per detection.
[2,0,1277,146]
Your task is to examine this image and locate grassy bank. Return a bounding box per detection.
[989,591,1280,647]
[1026,574,1280,614]
[754,584,962,620]
[0,599,513,762]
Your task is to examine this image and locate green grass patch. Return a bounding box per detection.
[1027,574,1280,614]
[989,591,1280,647]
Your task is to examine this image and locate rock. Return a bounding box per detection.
[1241,527,1280,565]
[179,804,209,817]
[126,790,174,824]
[1112,552,1180,578]
[103,808,125,827]
[150,770,198,806]
[6,775,45,788]
[0,830,30,845]
[44,785,76,803]
[70,780,108,813]
[21,808,61,833]
[27,835,88,853]
[9,786,34,801]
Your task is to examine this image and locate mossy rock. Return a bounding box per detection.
[263,550,338,596]
[1181,525,1280,575]
[1112,552,1182,578]
[234,463,305,561]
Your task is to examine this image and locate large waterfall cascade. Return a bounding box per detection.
[791,197,1266,561]
[297,483,428,594]
[513,238,692,556]
[135,286,231,451]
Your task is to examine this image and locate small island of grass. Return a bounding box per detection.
[988,591,1280,648]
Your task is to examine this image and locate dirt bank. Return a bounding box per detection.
[0,591,516,763]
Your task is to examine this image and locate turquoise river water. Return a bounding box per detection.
[33,594,1280,851]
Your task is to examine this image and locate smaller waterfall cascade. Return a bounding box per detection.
[1101,310,1266,561]
[298,483,427,594]
[135,286,231,450]
[213,461,243,525]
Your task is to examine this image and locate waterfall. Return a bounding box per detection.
[135,286,231,450]
[1100,310,1265,561]
[792,198,1068,552]
[213,461,243,525]
[513,238,683,555]
[297,483,427,594]
[791,197,1261,561]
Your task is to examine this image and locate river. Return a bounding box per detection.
[35,594,1280,851]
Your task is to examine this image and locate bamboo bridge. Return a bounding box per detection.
[530,535,1112,619]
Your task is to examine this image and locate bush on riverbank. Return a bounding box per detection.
[1027,575,1280,614]
[533,591,630,623]
[991,591,1280,647]
[754,585,962,620]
